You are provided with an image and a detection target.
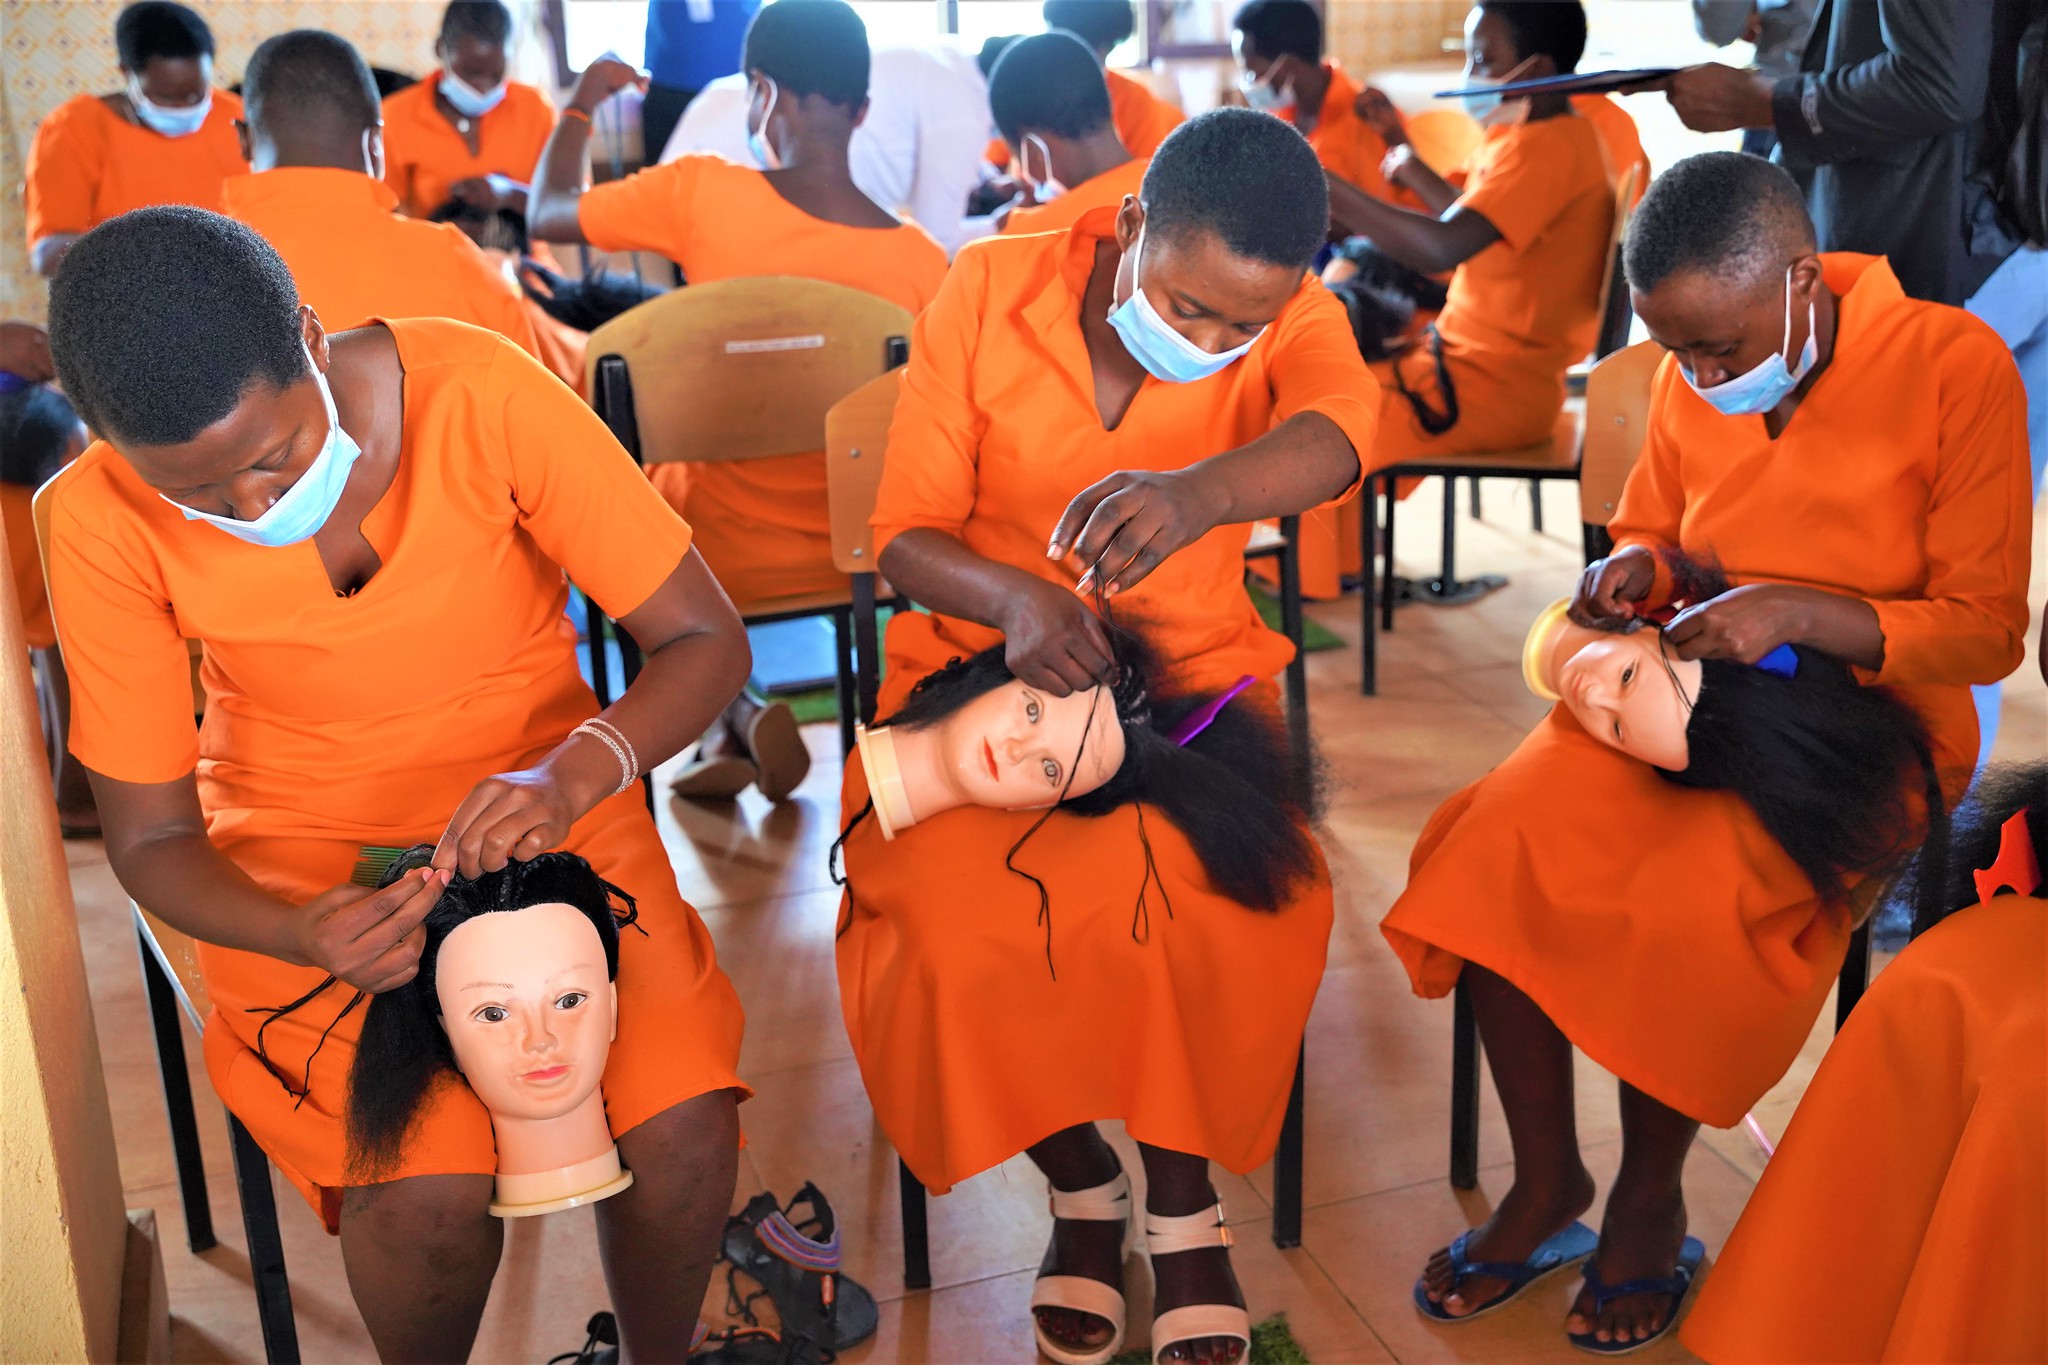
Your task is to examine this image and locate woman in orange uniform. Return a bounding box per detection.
[992,34,1149,239]
[1683,764,2047,1365]
[23,1,246,278]
[530,0,948,803]
[42,208,748,1363]
[1233,0,1414,212]
[1383,152,2031,1353]
[380,1,556,222]
[985,0,1183,176]
[841,109,1378,1365]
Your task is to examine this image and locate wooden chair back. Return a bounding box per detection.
[824,370,902,576]
[1591,160,1641,360]
[583,276,912,467]
[1403,108,1485,175]
[1577,339,1663,527]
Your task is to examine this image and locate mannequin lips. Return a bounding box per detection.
[521,1064,572,1084]
[981,738,999,780]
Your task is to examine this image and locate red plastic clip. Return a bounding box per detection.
[1973,808,2042,903]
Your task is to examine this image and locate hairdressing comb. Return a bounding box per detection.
[350,845,412,889]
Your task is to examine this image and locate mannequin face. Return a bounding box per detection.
[1557,629,1703,771]
[436,903,616,1123]
[931,679,1127,808]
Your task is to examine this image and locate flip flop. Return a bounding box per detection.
[723,1184,878,1353]
[670,748,760,801]
[742,700,811,803]
[1413,1220,1598,1322]
[1566,1236,1705,1356]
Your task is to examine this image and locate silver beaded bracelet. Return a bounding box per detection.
[573,717,639,796]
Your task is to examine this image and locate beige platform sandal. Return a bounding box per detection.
[1030,1170,1133,1365]
[1145,1203,1250,1365]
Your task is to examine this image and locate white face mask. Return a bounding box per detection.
[1020,133,1068,201]
[439,69,508,119]
[128,77,211,137]
[1240,68,1295,113]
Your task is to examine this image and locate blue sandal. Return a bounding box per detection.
[1413,1221,1599,1322]
[1567,1236,1705,1355]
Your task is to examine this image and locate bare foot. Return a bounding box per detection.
[1034,1213,1124,1355]
[1566,1183,1689,1346]
[1419,1164,1597,1317]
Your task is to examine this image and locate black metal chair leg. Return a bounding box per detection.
[898,1158,932,1291]
[228,1116,300,1364]
[1529,477,1545,532]
[1380,476,1398,634]
[851,575,881,732]
[584,593,612,707]
[1360,480,1379,696]
[1467,477,1483,521]
[1449,976,1481,1190]
[1271,1045,1306,1249]
[1438,474,1459,592]
[139,930,216,1254]
[832,607,857,757]
[1835,921,1873,1031]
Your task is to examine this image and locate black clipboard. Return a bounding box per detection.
[1433,68,1678,100]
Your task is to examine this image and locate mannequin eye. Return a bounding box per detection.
[473,1005,508,1023]
[1621,663,1635,686]
[1024,695,1042,723]
[1042,758,1060,785]
[555,992,587,1010]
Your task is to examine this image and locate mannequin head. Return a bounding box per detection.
[1523,554,1946,908]
[345,846,637,1182]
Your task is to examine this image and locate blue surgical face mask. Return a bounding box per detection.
[1106,229,1264,384]
[1683,267,1819,417]
[128,78,211,137]
[439,70,508,118]
[1458,78,1501,122]
[1021,133,1068,201]
[1240,69,1295,113]
[163,349,363,548]
[746,76,782,170]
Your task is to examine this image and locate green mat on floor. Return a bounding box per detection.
[773,581,1337,726]
[1107,1314,1309,1365]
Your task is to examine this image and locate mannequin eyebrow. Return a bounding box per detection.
[456,963,600,993]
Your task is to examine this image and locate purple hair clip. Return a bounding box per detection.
[1168,675,1256,747]
[1754,643,1799,678]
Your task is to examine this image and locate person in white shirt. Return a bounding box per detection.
[662,41,996,256]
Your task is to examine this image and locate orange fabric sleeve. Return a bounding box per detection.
[1266,281,1381,497]
[483,338,693,618]
[1456,126,1580,250]
[870,245,992,556]
[1863,333,2032,687]
[24,100,102,245]
[1607,358,1688,609]
[45,464,201,783]
[575,156,698,258]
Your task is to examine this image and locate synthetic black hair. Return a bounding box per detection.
[47,207,307,448]
[115,1,212,71]
[742,0,870,108]
[1618,552,1948,921]
[1232,0,1321,62]
[990,31,1114,143]
[1043,0,1136,52]
[1478,0,1587,75]
[345,846,641,1183]
[439,0,513,48]
[832,620,1325,977]
[1898,761,2045,936]
[0,385,87,490]
[1624,151,1816,294]
[243,30,382,138]
[1141,107,1329,270]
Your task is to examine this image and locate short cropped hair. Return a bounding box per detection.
[1232,0,1321,63]
[48,208,307,448]
[1480,0,1587,74]
[1624,151,1817,293]
[115,1,212,71]
[1142,107,1328,270]
[990,32,1113,142]
[977,34,1023,80]
[742,0,870,108]
[244,30,382,136]
[440,0,512,47]
[1042,0,1136,52]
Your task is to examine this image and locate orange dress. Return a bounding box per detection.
[1380,255,2032,1125]
[42,319,746,1228]
[1000,156,1148,237]
[1290,61,1415,208]
[222,168,542,358]
[23,91,247,247]
[1681,894,2046,1364]
[3,483,54,650]
[577,154,949,605]
[1300,112,1612,594]
[380,78,556,219]
[1570,93,1648,207]
[984,67,1184,170]
[836,210,1379,1190]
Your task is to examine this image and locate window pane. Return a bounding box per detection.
[850,0,945,48]
[1154,0,1229,51]
[563,0,650,71]
[952,0,1049,54]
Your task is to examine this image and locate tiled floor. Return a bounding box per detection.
[64,478,2047,1363]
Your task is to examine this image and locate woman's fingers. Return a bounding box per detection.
[432,783,501,872]
[1048,476,1126,560]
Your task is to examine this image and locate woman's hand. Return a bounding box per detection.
[0,321,55,382]
[997,577,1116,696]
[1569,545,1658,627]
[434,762,589,878]
[289,867,449,993]
[571,56,648,116]
[1354,86,1407,145]
[1664,583,1884,668]
[1048,467,1230,599]
[1381,143,1426,192]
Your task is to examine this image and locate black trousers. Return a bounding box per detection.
[641,81,700,164]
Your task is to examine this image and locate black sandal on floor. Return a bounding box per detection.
[723,1184,878,1353]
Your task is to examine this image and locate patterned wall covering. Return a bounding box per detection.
[1325,0,1469,73]
[1,1,508,323]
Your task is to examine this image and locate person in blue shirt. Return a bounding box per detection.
[641,0,761,160]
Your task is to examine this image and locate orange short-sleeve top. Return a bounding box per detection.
[43,319,691,846]
[872,208,1379,693]
[24,91,248,245]
[380,78,556,218]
